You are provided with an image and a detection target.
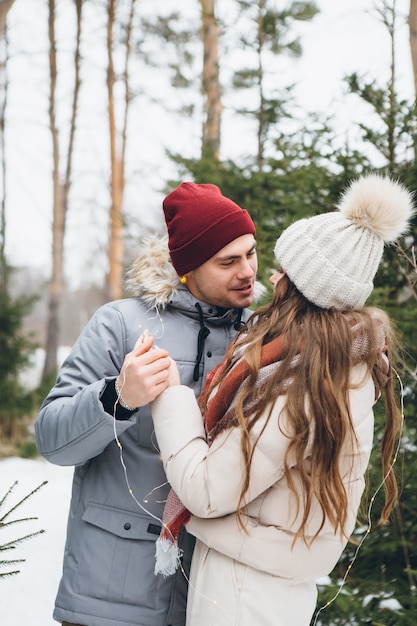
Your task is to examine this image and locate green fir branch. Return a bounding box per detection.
[0,529,45,552]
[0,569,22,578]
[0,480,48,523]
[0,557,25,568]
[0,481,47,579]
[1,516,42,530]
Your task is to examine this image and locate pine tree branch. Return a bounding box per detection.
[0,529,45,552]
[0,557,25,568]
[0,481,48,523]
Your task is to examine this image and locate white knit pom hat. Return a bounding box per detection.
[274,174,415,309]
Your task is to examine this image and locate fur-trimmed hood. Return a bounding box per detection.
[125,236,266,309]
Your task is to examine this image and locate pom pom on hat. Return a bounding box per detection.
[163,182,256,275]
[338,174,413,241]
[274,174,415,310]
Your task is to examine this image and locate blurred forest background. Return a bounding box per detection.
[0,0,416,624]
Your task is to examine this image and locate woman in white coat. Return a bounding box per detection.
[150,174,414,626]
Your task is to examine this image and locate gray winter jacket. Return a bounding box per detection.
[35,237,263,626]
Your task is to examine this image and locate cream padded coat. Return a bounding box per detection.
[151,363,376,624]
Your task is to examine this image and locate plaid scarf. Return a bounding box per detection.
[154,330,389,576]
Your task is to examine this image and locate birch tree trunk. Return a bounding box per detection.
[256,0,266,172]
[0,0,14,35]
[409,0,417,98]
[105,0,135,302]
[383,0,398,172]
[43,0,83,379]
[0,0,15,288]
[200,0,221,159]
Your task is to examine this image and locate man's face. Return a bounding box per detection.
[185,234,257,309]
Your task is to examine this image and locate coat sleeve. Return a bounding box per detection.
[186,512,349,580]
[35,304,136,466]
[152,370,375,581]
[151,385,288,518]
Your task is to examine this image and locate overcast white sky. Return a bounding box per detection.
[3,0,413,286]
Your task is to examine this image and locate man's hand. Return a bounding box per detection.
[116,332,172,407]
[167,358,180,387]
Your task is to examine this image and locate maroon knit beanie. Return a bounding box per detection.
[163,182,256,275]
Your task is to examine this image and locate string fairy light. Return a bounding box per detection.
[112,321,190,575]
[112,321,406,625]
[112,367,167,513]
[311,368,405,626]
[113,364,228,620]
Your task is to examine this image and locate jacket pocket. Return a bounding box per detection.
[73,502,170,608]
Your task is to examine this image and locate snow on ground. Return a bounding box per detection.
[0,457,73,625]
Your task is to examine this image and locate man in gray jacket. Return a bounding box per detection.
[35,182,261,626]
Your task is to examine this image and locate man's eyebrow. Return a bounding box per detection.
[216,243,257,261]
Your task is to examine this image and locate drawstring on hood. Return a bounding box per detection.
[126,236,265,381]
[193,303,211,381]
[234,309,244,331]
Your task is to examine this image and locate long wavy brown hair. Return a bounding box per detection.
[201,274,402,545]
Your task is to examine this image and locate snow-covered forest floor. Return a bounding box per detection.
[0,457,73,625]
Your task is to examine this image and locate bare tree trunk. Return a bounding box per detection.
[43,0,83,379]
[64,0,83,211]
[0,63,6,289]
[256,0,266,172]
[386,0,397,173]
[0,0,15,35]
[105,0,135,302]
[409,0,417,98]
[375,0,399,172]
[0,0,15,288]
[409,0,417,161]
[43,0,62,379]
[200,0,221,160]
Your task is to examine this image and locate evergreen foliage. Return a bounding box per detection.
[0,278,38,447]
[0,481,46,578]
[167,5,416,622]
[0,290,36,401]
[169,114,371,294]
[0,0,415,619]
[230,0,319,169]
